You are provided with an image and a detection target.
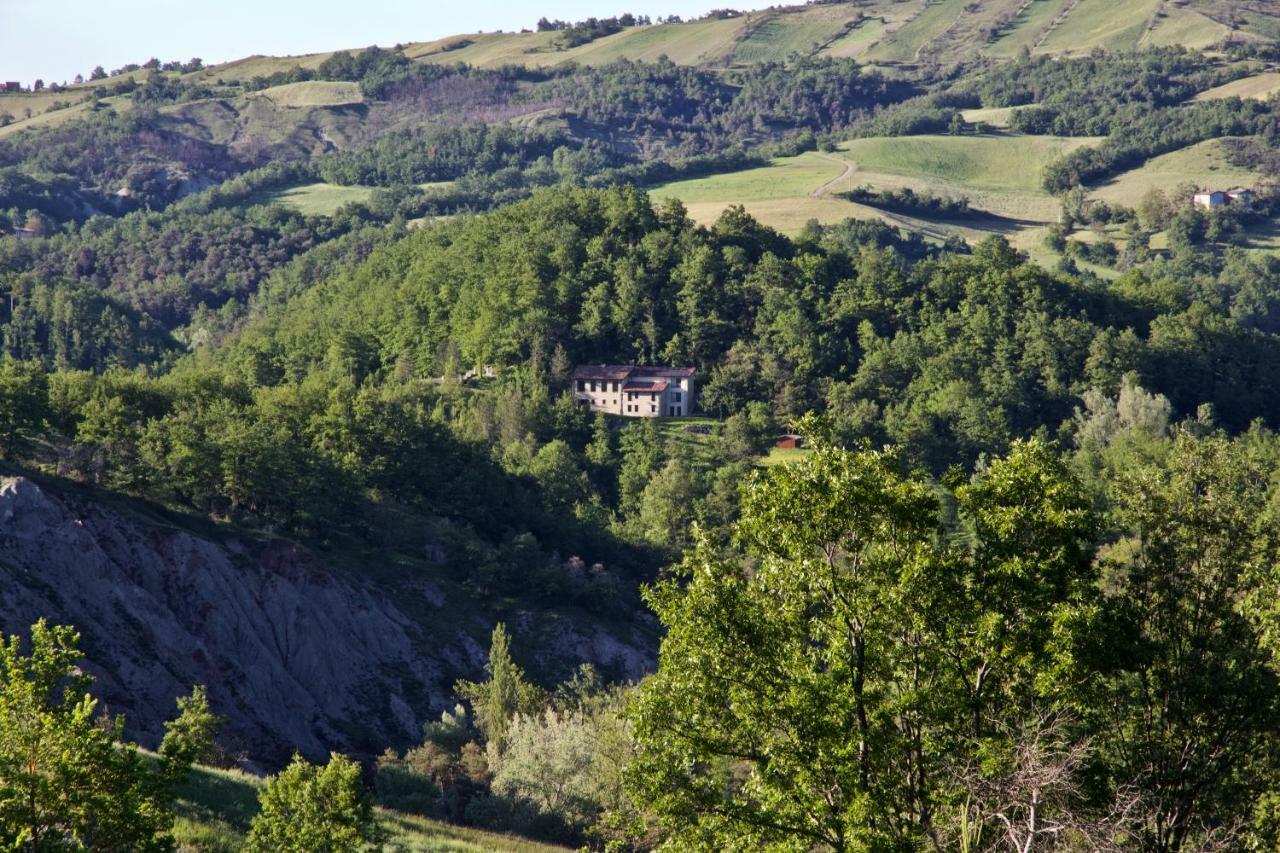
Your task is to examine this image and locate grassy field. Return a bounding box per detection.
[1142,6,1234,49]
[558,17,748,66]
[405,32,561,68]
[190,52,339,84]
[836,134,1097,193]
[959,105,1035,128]
[258,183,377,214]
[173,760,570,853]
[653,133,1098,249]
[0,90,88,119]
[1193,72,1280,102]
[246,80,363,107]
[822,16,894,59]
[655,417,722,466]
[761,446,812,467]
[1036,0,1159,55]
[652,151,873,235]
[1088,138,1264,207]
[253,181,452,216]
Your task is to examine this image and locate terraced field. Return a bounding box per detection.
[408,15,753,68]
[390,0,1272,71]
[984,0,1072,59]
[731,5,865,64]
[1035,0,1159,55]
[862,0,970,64]
[821,15,895,59]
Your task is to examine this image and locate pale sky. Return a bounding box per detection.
[0,0,778,85]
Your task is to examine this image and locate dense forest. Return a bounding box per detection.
[7,10,1280,850]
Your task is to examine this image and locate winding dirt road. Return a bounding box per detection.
[811,151,855,198]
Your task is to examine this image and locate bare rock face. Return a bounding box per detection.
[0,477,653,764]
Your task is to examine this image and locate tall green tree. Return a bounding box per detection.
[0,620,175,851]
[0,358,48,460]
[456,623,543,754]
[628,430,944,850]
[945,439,1096,740]
[1070,434,1280,852]
[628,427,1103,851]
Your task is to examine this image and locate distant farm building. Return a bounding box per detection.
[574,365,695,417]
[1193,190,1227,210]
[2,82,20,93]
[1227,187,1256,206]
[774,434,805,449]
[5,227,39,240]
[1194,187,1255,211]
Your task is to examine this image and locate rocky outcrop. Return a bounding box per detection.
[0,477,654,765]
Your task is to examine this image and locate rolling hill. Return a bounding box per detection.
[2,1,1276,258]
[0,0,1267,188]
[388,0,1279,71]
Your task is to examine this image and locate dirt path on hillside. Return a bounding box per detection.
[812,152,855,197]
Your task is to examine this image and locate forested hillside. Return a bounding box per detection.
[7,2,1280,849]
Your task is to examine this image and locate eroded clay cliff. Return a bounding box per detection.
[0,476,654,764]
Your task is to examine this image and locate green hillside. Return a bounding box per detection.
[1088,137,1266,207]
[652,133,1098,250]
[2,0,1275,157]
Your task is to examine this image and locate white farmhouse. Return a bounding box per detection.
[573,365,696,418]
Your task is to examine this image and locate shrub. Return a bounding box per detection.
[245,754,376,853]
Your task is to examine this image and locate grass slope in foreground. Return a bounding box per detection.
[173,761,569,853]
